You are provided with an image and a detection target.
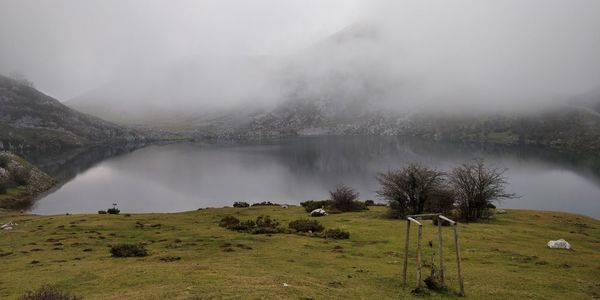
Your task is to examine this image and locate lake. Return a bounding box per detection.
[27,136,600,218]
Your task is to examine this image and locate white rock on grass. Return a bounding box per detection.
[310,208,327,217]
[1,222,15,229]
[547,239,571,249]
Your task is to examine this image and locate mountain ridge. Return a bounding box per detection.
[0,75,147,152]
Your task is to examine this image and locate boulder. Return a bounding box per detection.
[311,208,328,217]
[547,239,571,249]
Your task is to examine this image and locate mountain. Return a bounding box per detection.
[0,75,146,152]
[57,21,600,157]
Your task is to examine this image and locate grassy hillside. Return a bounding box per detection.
[0,207,598,299]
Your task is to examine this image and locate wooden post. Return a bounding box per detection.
[402,219,411,287]
[453,223,465,296]
[437,216,444,287]
[416,224,422,287]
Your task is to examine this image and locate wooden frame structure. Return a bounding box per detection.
[402,213,464,296]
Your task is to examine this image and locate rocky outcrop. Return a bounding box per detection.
[0,151,56,210]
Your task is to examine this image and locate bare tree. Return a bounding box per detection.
[329,184,362,212]
[376,164,446,218]
[449,159,515,221]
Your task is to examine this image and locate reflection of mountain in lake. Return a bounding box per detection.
[28,137,600,217]
[19,143,147,182]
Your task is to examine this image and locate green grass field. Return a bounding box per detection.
[1,207,599,299]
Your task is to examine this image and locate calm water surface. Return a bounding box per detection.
[29,137,600,218]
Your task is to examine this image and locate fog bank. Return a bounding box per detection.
[1,0,599,114]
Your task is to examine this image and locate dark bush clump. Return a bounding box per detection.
[19,285,82,300]
[251,216,281,234]
[219,215,241,228]
[220,215,284,234]
[229,220,257,232]
[364,200,375,206]
[233,201,250,208]
[329,184,367,212]
[98,210,107,214]
[288,219,324,233]
[106,208,120,215]
[110,243,148,257]
[251,201,280,207]
[300,200,331,213]
[322,228,350,239]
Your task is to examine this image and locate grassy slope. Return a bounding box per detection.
[0,207,599,299]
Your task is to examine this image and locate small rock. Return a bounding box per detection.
[1,222,16,229]
[282,283,289,287]
[311,208,328,217]
[547,239,571,249]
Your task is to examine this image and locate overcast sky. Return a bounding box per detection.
[0,0,362,100]
[1,0,599,113]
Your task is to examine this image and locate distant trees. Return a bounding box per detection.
[376,160,514,222]
[449,159,515,221]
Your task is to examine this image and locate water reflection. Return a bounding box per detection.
[27,137,600,218]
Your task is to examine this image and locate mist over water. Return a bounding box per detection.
[30,138,600,218]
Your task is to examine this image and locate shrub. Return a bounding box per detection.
[330,184,359,210]
[300,200,331,213]
[252,215,282,234]
[19,285,82,300]
[251,201,279,207]
[220,215,284,234]
[229,220,256,232]
[364,200,375,206]
[322,228,350,239]
[233,201,250,208]
[423,188,456,216]
[449,159,515,222]
[219,215,241,228]
[106,208,120,215]
[329,184,367,212]
[98,210,107,214]
[376,164,446,218]
[255,215,279,228]
[110,243,148,257]
[288,219,324,233]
